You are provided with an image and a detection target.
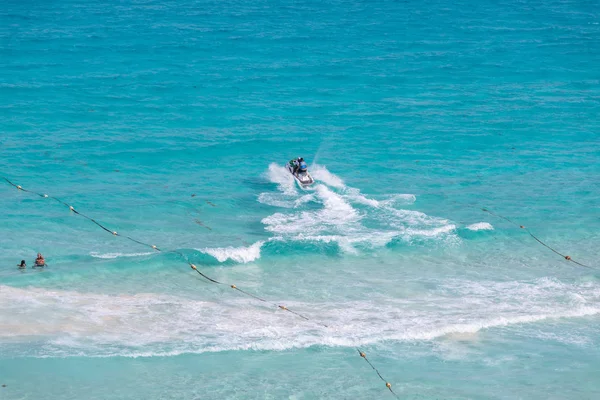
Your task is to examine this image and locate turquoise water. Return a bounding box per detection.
[1,0,599,398]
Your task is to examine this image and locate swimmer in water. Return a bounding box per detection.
[17,260,26,269]
[34,253,45,267]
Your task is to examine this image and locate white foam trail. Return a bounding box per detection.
[266,162,297,195]
[315,185,357,218]
[367,208,457,242]
[405,224,457,238]
[341,189,417,209]
[259,163,451,252]
[299,232,398,251]
[466,222,494,231]
[351,195,380,207]
[2,277,598,358]
[261,185,360,238]
[199,241,264,263]
[343,187,381,207]
[309,166,415,211]
[395,307,600,341]
[310,164,345,188]
[90,252,154,259]
[387,208,449,227]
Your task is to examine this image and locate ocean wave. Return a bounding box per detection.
[405,224,457,238]
[199,242,264,263]
[40,307,600,359]
[265,233,396,256]
[1,278,598,358]
[89,252,154,259]
[465,222,494,231]
[196,233,398,264]
[397,307,600,341]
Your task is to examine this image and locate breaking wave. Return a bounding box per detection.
[2,277,598,358]
[199,242,264,263]
[466,222,494,231]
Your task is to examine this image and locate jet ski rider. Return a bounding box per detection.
[292,157,307,174]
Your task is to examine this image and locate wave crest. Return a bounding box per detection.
[199,242,264,263]
[466,222,494,231]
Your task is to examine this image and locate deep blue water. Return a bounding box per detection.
[1,0,599,398]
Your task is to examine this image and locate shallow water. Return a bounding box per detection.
[1,0,599,398]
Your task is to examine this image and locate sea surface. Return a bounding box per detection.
[1,0,599,399]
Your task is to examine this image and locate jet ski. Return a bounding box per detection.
[287,158,315,187]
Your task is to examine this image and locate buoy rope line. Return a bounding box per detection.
[481,208,593,269]
[3,177,399,398]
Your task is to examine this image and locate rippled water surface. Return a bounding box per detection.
[1,0,599,398]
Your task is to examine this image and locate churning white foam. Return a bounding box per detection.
[261,184,362,249]
[265,163,297,195]
[199,241,264,263]
[405,224,457,238]
[315,185,357,217]
[466,222,494,231]
[258,163,456,252]
[2,277,598,358]
[310,164,345,188]
[343,187,381,207]
[262,185,358,234]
